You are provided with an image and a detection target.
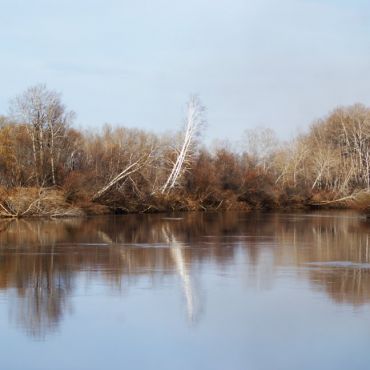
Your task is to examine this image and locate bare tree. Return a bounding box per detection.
[10,84,74,186]
[242,127,279,173]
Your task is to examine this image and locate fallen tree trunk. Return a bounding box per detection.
[309,190,370,209]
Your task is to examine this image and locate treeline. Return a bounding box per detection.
[0,84,369,216]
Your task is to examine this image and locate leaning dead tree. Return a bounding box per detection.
[92,152,153,201]
[161,96,205,194]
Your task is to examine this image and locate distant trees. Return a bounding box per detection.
[274,105,370,198]
[310,105,370,192]
[242,127,279,174]
[0,84,369,215]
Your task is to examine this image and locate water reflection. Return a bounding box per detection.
[162,223,197,322]
[0,211,369,338]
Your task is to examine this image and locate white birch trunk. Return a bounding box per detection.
[161,96,204,194]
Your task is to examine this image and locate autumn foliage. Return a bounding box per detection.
[0,85,370,217]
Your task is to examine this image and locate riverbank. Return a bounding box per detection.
[0,187,251,218]
[0,186,368,218]
[1,87,370,220]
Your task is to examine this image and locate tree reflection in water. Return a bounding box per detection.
[0,211,369,338]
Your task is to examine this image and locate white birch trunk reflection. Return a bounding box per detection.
[162,224,196,322]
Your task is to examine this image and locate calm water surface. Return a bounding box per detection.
[0,211,369,370]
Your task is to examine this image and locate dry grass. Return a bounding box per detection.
[351,190,370,212]
[0,187,83,218]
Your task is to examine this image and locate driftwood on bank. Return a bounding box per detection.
[310,190,370,211]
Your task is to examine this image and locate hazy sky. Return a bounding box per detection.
[1,0,370,141]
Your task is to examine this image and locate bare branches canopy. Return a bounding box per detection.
[0,84,370,215]
[10,84,74,186]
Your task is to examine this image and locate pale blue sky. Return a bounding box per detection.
[1,0,370,141]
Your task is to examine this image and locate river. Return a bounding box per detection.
[0,211,369,370]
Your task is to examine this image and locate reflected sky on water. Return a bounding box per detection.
[0,211,369,370]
